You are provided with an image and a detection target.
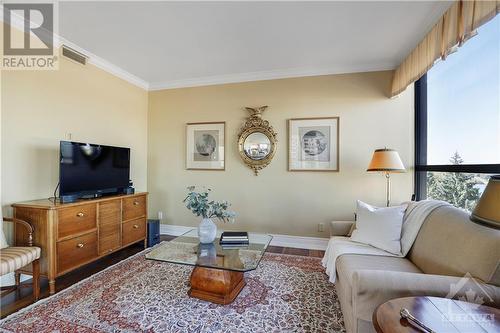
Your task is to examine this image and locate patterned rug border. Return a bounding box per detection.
[1,245,149,323]
[0,242,325,323]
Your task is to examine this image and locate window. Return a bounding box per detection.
[415,16,500,211]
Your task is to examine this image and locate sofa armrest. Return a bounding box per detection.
[350,270,500,322]
[330,220,354,236]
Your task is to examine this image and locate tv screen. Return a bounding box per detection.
[59,141,130,197]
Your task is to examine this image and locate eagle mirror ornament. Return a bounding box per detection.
[238,106,277,175]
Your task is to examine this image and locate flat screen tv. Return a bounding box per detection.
[59,141,130,199]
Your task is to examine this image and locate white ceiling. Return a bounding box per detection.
[58,1,452,90]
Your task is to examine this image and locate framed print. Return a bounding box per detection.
[288,117,339,172]
[186,122,225,170]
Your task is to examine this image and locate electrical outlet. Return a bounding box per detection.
[318,223,324,232]
[66,132,72,140]
[158,211,163,220]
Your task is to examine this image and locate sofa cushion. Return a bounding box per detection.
[408,205,500,286]
[350,201,407,255]
[351,270,500,325]
[336,254,422,288]
[0,247,41,275]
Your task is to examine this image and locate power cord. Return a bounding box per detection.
[49,182,60,202]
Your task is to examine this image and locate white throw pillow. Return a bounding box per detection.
[350,200,407,255]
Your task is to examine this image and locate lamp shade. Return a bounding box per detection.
[367,148,406,172]
[470,175,500,229]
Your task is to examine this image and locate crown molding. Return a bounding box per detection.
[0,7,149,90]
[2,2,450,93]
[55,37,149,90]
[1,6,393,92]
[148,63,395,91]
[2,5,395,92]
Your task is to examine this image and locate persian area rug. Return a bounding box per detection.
[0,248,345,332]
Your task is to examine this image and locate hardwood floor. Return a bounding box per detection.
[266,245,325,258]
[0,235,325,319]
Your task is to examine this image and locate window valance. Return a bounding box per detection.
[391,0,499,97]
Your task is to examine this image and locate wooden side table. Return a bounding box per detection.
[373,296,499,333]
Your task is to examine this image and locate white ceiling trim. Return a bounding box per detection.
[1,9,149,90]
[2,5,395,92]
[55,38,150,90]
[148,62,395,91]
[4,4,437,92]
[3,10,394,92]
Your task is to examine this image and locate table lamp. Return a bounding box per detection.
[470,175,500,229]
[367,148,406,207]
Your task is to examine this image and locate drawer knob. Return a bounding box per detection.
[76,212,85,218]
[133,201,140,206]
[77,243,85,248]
[133,224,139,229]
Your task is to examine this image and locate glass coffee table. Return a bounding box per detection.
[146,229,272,304]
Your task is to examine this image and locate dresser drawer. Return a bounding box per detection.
[99,223,121,255]
[98,200,121,255]
[57,232,98,273]
[122,196,146,221]
[122,218,146,245]
[99,200,121,226]
[58,204,97,239]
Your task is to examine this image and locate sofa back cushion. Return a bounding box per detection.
[408,205,500,286]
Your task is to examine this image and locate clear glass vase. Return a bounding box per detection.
[198,218,216,244]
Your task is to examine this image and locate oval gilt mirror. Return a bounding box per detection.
[238,106,277,175]
[243,132,271,160]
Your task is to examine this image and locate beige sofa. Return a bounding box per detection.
[330,205,500,333]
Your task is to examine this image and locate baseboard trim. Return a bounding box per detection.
[160,224,195,236]
[159,224,328,251]
[268,234,329,251]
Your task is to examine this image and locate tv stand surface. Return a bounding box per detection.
[12,192,148,294]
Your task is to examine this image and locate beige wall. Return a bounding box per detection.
[1,53,149,217]
[148,71,414,237]
[1,38,414,240]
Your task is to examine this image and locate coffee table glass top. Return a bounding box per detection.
[145,229,273,272]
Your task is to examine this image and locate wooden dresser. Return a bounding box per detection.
[12,192,148,294]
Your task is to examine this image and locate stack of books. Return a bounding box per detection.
[220,231,249,248]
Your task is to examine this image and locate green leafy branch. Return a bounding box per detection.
[183,186,236,223]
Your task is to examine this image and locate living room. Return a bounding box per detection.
[0,1,499,332]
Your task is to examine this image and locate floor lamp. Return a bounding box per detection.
[367,148,406,207]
